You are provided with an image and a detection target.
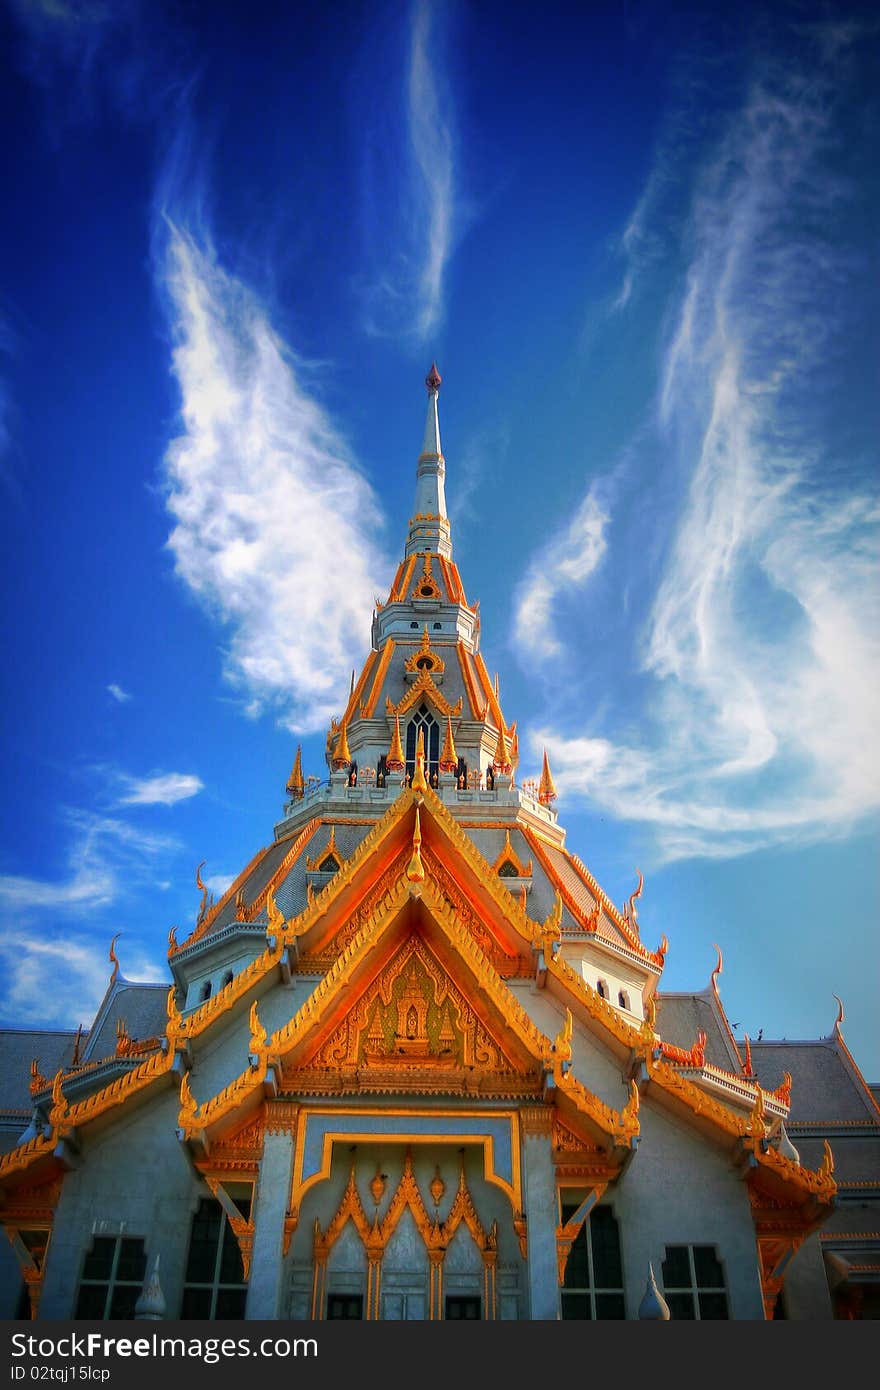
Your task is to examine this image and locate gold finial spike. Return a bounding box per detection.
[819,1139,835,1181]
[438,715,458,773]
[492,721,512,775]
[108,932,121,984]
[387,713,405,773]
[407,807,426,883]
[538,747,557,804]
[331,721,351,769]
[411,728,428,792]
[286,744,305,799]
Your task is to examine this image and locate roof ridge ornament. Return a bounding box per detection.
[832,993,845,1039]
[108,932,122,985]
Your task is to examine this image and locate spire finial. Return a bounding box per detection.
[538,748,557,805]
[387,713,406,773]
[407,365,450,557]
[286,744,304,799]
[439,715,458,773]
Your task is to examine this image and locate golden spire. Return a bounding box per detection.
[411,728,428,792]
[439,715,458,772]
[331,721,351,769]
[538,748,557,804]
[407,807,426,883]
[386,713,405,773]
[492,722,512,774]
[286,744,305,799]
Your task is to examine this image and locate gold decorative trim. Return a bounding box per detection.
[361,640,395,718]
[386,670,462,719]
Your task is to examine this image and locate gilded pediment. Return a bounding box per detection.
[302,935,526,1081]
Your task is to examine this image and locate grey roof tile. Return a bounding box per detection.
[750,1040,877,1123]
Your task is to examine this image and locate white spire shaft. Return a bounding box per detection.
[406,364,452,558]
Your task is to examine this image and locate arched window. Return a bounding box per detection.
[596,979,607,1000]
[405,705,439,783]
[618,990,630,1011]
[200,980,212,1003]
[222,971,234,989]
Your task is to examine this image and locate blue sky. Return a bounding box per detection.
[1,0,877,1077]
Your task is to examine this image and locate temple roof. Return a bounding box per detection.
[750,1038,880,1125]
[0,1029,85,1112]
[655,993,742,1074]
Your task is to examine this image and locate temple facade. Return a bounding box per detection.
[1,368,877,1321]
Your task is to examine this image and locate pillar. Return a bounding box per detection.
[520,1108,560,1320]
[245,1130,294,1319]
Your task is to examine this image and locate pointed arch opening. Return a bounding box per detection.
[405,705,439,783]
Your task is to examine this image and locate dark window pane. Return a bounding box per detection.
[180,1287,213,1320]
[215,1288,248,1320]
[595,1293,626,1320]
[590,1207,622,1287]
[116,1238,146,1283]
[698,1291,729,1320]
[666,1291,695,1320]
[185,1200,222,1282]
[564,1226,589,1288]
[108,1284,140,1320]
[560,1292,592,1320]
[446,1297,480,1320]
[219,1224,245,1284]
[82,1237,116,1281]
[693,1246,724,1288]
[75,1283,108,1320]
[661,1246,691,1288]
[327,1295,363,1320]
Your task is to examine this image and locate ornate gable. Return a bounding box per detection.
[292,933,533,1094]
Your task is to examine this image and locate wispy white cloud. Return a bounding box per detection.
[0,809,181,913]
[203,872,234,899]
[156,221,390,731]
[513,485,610,661]
[529,31,880,862]
[0,930,165,1030]
[116,771,203,806]
[358,0,457,340]
[107,682,132,703]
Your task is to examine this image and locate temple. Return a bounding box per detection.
[1,368,877,1321]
